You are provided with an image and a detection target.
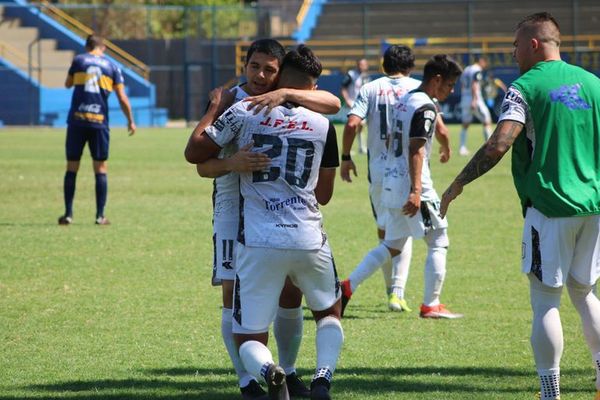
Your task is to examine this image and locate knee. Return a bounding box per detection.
[566,275,593,306]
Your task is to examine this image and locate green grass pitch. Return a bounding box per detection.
[0,125,595,399]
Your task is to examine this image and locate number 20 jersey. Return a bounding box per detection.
[205,101,338,250]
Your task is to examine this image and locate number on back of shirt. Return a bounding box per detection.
[252,133,315,188]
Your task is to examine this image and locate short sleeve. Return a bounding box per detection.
[341,72,352,88]
[409,103,437,139]
[67,57,79,76]
[113,64,125,86]
[348,86,369,119]
[498,86,528,125]
[205,103,245,148]
[320,122,339,168]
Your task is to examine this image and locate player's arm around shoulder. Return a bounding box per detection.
[315,122,340,205]
[245,88,341,115]
[184,87,235,164]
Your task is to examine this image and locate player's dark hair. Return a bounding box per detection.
[245,38,286,66]
[280,44,322,80]
[382,45,415,75]
[422,54,462,83]
[516,12,561,46]
[85,34,104,51]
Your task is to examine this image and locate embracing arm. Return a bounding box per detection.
[315,168,336,205]
[440,119,524,216]
[245,88,341,115]
[196,143,271,178]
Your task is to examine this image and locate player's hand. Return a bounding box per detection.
[227,142,271,173]
[244,89,287,115]
[471,99,477,110]
[340,160,357,182]
[402,191,421,216]
[128,121,136,136]
[440,181,463,218]
[439,144,450,163]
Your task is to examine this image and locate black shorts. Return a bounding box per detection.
[65,125,110,161]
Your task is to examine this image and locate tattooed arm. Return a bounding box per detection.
[440,119,524,217]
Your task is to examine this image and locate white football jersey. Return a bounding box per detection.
[350,75,421,184]
[343,69,369,101]
[460,64,483,102]
[205,101,338,250]
[382,90,439,208]
[213,85,249,209]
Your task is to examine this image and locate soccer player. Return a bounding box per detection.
[458,56,492,156]
[185,39,340,399]
[342,55,463,320]
[191,44,343,400]
[58,34,136,226]
[340,45,453,314]
[440,12,600,400]
[339,45,420,313]
[341,58,370,154]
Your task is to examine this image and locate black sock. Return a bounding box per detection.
[64,171,77,217]
[95,173,107,219]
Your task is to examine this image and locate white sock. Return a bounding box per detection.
[239,340,274,384]
[529,274,563,378]
[221,308,253,387]
[314,316,344,382]
[349,244,391,293]
[537,368,560,400]
[380,247,393,294]
[566,276,600,390]
[423,246,446,306]
[274,306,303,375]
[459,128,467,148]
[391,238,412,298]
[483,126,492,141]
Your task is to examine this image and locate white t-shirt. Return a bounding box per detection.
[382,90,439,208]
[212,85,249,214]
[350,75,421,184]
[205,101,339,250]
[460,63,484,103]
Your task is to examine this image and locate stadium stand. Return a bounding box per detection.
[0,0,167,127]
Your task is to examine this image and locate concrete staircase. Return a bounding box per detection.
[0,6,74,88]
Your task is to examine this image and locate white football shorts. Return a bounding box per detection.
[461,97,492,124]
[232,240,340,334]
[382,200,449,243]
[369,183,386,230]
[212,215,238,285]
[522,207,600,288]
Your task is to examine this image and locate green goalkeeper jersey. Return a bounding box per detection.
[498,60,600,217]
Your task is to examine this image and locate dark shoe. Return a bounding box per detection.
[240,379,269,400]
[310,377,331,400]
[286,372,310,398]
[58,215,73,225]
[95,216,110,225]
[265,364,289,400]
[340,279,352,317]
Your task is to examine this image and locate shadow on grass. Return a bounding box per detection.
[10,366,593,399]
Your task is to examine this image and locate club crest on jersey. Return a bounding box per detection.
[549,83,591,111]
[259,117,313,131]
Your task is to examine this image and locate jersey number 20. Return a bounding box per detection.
[252,134,315,188]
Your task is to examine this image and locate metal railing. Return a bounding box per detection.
[37,0,150,80]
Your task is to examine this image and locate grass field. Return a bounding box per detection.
[0,125,596,399]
